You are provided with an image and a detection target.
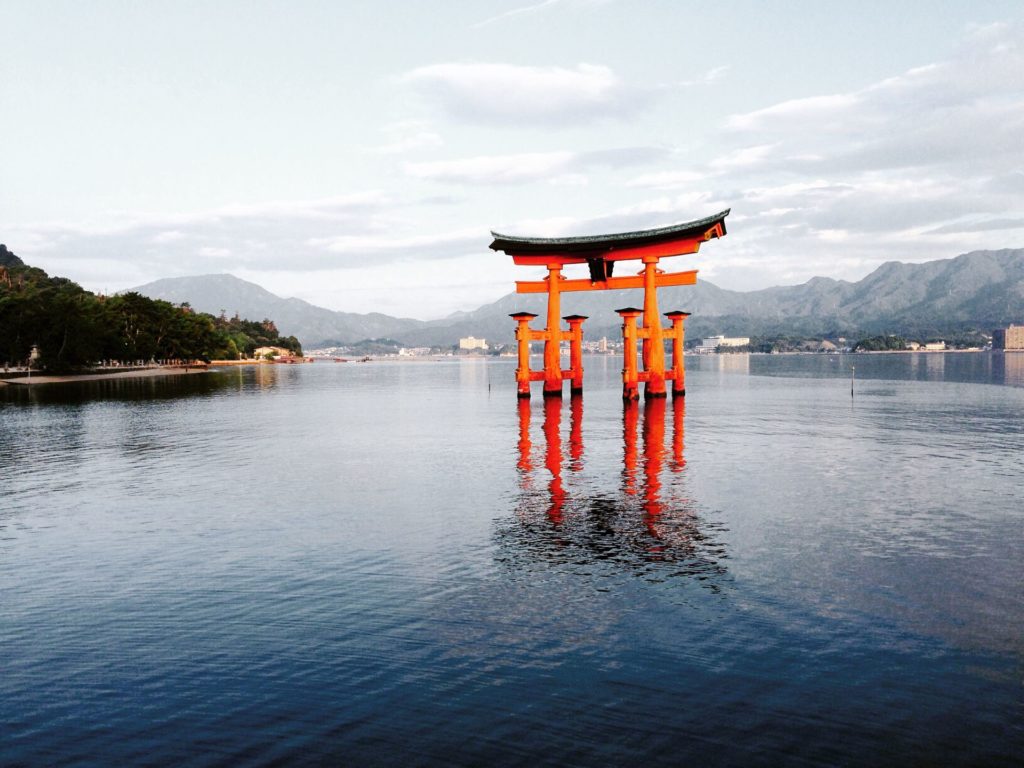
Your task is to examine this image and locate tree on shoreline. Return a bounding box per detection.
[0,247,301,372]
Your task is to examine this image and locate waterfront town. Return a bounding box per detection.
[302,325,1024,361]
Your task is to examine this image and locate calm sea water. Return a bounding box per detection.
[2,353,1022,766]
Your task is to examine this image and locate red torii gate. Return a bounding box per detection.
[490,210,729,400]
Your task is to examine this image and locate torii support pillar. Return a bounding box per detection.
[665,311,691,397]
[510,309,587,399]
[640,256,667,398]
[542,265,564,397]
[564,314,587,395]
[617,307,642,401]
[510,312,543,398]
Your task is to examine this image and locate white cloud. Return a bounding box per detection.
[725,22,1024,177]
[405,146,669,185]
[674,65,730,88]
[726,94,859,132]
[367,120,444,155]
[400,62,650,124]
[472,0,614,29]
[6,192,492,303]
[626,170,706,190]
[307,228,481,258]
[708,143,779,171]
[615,22,1024,291]
[151,230,187,244]
[405,152,576,184]
[198,246,232,258]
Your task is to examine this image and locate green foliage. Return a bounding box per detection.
[0,251,299,372]
[207,314,302,358]
[853,335,908,352]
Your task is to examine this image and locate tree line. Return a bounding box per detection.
[0,250,301,372]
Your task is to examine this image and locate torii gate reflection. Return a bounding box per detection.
[621,397,688,547]
[516,396,584,525]
[509,398,726,581]
[516,397,686,533]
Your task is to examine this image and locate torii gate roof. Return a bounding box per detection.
[490,209,729,266]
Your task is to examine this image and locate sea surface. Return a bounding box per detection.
[1,353,1022,766]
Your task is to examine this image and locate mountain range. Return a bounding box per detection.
[132,248,1024,347]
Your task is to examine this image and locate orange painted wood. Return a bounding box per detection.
[542,265,563,396]
[516,270,697,294]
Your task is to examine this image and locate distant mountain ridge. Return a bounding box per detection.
[132,248,1024,347]
[131,274,425,345]
[397,248,1024,345]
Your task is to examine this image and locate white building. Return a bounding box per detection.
[459,336,488,351]
[696,335,751,353]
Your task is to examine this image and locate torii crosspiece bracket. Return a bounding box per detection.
[491,209,729,400]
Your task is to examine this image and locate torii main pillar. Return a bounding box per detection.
[491,209,729,399]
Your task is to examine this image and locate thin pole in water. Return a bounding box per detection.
[850,365,855,397]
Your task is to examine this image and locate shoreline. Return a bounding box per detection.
[0,366,212,387]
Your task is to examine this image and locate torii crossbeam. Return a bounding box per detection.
[490,209,729,399]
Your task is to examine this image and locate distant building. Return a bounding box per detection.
[696,335,750,353]
[923,342,947,351]
[459,336,488,351]
[993,324,1024,351]
[254,346,291,358]
[599,336,608,353]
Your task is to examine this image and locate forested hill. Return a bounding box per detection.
[0,247,301,372]
[0,243,25,268]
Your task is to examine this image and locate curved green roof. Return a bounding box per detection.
[490,209,729,254]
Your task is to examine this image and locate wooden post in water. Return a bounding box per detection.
[640,257,667,398]
[510,312,540,398]
[665,311,690,397]
[564,314,587,395]
[542,265,565,398]
[617,308,643,401]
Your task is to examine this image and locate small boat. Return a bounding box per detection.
[334,358,348,363]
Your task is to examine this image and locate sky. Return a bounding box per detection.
[2,0,1023,319]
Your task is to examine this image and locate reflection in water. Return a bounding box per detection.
[503,396,728,587]
[542,397,565,524]
[918,352,946,380]
[713,353,751,376]
[994,352,1024,387]
[0,370,235,406]
[517,399,533,477]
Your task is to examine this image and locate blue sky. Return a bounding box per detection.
[2,0,1022,318]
